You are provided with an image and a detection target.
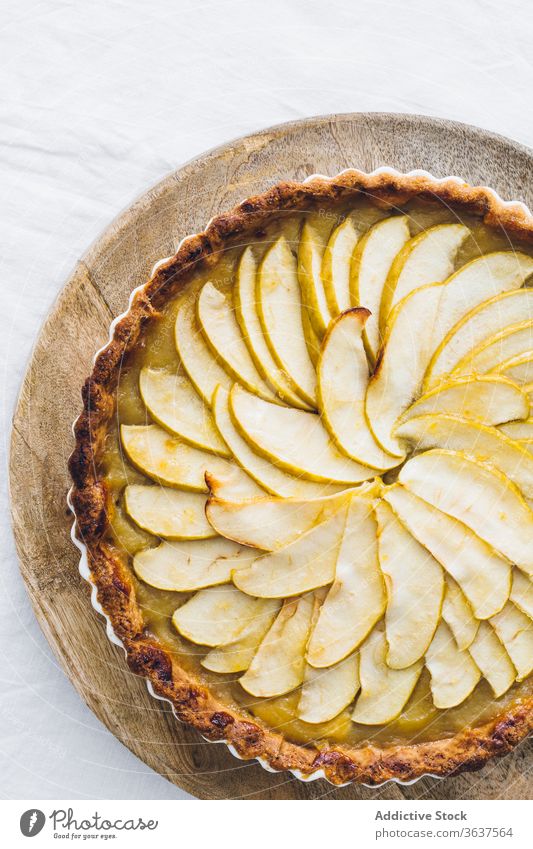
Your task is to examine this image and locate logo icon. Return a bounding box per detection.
[20,810,46,837]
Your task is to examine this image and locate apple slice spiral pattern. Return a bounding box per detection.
[119,214,533,727]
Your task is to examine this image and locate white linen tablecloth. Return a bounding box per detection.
[1,0,533,800]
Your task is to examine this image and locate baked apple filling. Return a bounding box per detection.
[100,198,533,748]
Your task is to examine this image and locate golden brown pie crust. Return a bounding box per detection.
[69,170,533,786]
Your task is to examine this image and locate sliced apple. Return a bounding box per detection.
[375,500,443,668]
[468,621,516,698]
[306,496,384,667]
[399,375,528,426]
[204,466,264,501]
[239,594,315,697]
[124,484,214,539]
[230,385,378,484]
[174,298,231,403]
[490,602,533,681]
[133,537,258,591]
[351,626,423,724]
[139,367,229,456]
[298,654,360,724]
[510,570,533,620]
[395,413,533,501]
[298,220,331,337]
[452,320,533,378]
[212,386,342,498]
[425,621,480,709]
[499,418,533,440]
[441,578,479,650]
[379,223,469,329]
[234,248,310,409]
[206,487,361,552]
[301,306,321,368]
[201,600,280,672]
[365,282,445,456]
[120,424,234,491]
[373,243,529,453]
[317,309,400,470]
[432,252,533,361]
[425,266,533,389]
[233,506,347,598]
[172,585,272,646]
[197,281,276,401]
[398,449,533,579]
[350,215,410,361]
[257,236,317,406]
[493,350,533,385]
[322,211,371,315]
[384,484,510,619]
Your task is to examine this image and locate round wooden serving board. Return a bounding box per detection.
[10,113,533,799]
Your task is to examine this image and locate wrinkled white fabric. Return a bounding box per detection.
[1,0,532,800]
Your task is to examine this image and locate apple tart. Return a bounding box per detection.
[70,171,533,786]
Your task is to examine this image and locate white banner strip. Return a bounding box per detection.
[1,799,530,848]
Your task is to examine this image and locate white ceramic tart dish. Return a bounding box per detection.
[69,169,533,787]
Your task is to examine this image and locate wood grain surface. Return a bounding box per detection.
[9,113,533,799]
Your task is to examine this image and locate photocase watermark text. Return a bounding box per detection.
[50,808,158,836]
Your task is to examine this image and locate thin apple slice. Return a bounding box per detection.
[172,585,272,646]
[425,621,480,709]
[197,281,276,401]
[124,485,214,539]
[133,538,258,591]
[399,375,528,426]
[398,449,533,579]
[453,320,533,378]
[510,570,533,619]
[212,387,342,498]
[350,215,410,361]
[120,424,234,491]
[375,500,443,668]
[205,488,359,551]
[298,655,360,724]
[499,418,533,440]
[298,220,331,337]
[365,282,445,456]
[204,466,264,501]
[468,621,516,698]
[201,600,280,672]
[425,287,533,389]
[322,211,377,315]
[490,602,533,681]
[379,223,469,328]
[301,307,321,368]
[317,309,400,470]
[175,298,231,403]
[239,594,315,697]
[234,248,310,409]
[351,626,423,724]
[139,367,229,456]
[233,507,347,598]
[306,496,384,667]
[494,350,533,384]
[383,484,510,619]
[441,578,479,650]
[257,236,317,406]
[230,385,378,484]
[395,413,533,501]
